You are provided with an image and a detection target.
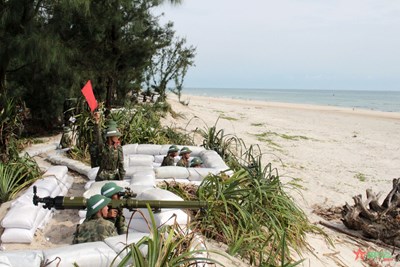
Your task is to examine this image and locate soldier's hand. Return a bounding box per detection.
[107,209,118,218]
[93,112,100,124]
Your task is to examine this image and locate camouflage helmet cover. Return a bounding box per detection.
[168,145,179,153]
[101,182,123,198]
[86,194,111,219]
[179,146,192,155]
[190,157,203,167]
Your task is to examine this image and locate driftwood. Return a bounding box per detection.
[341,178,400,248]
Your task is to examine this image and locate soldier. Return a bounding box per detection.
[161,145,179,166]
[190,157,203,168]
[72,194,117,244]
[93,112,126,181]
[176,147,192,167]
[101,182,127,235]
[59,126,72,149]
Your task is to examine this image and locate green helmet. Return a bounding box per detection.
[105,124,121,137]
[101,182,123,198]
[179,147,192,155]
[168,145,179,153]
[86,194,111,219]
[190,157,203,167]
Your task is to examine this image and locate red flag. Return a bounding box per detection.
[81,80,98,112]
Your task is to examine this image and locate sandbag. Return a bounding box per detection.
[1,227,37,243]
[60,175,74,195]
[43,242,120,267]
[87,167,99,180]
[199,150,229,169]
[0,250,44,267]
[153,155,165,164]
[125,166,153,179]
[122,143,138,155]
[32,177,61,195]
[104,232,148,258]
[187,168,223,182]
[154,166,189,179]
[128,154,154,167]
[130,171,156,187]
[43,166,68,180]
[136,144,162,155]
[1,205,40,229]
[83,180,130,199]
[126,185,154,196]
[84,180,95,190]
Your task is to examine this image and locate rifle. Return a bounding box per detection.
[32,186,207,212]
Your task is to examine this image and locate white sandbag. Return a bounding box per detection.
[1,205,40,229]
[37,208,53,230]
[136,144,162,155]
[154,166,189,179]
[84,180,95,190]
[43,166,68,180]
[0,250,44,267]
[78,210,86,219]
[187,168,222,182]
[87,167,100,180]
[138,188,184,201]
[32,177,60,195]
[153,155,164,164]
[1,227,36,243]
[60,175,74,195]
[128,154,154,167]
[128,218,151,233]
[125,166,153,179]
[123,143,138,155]
[130,171,156,186]
[183,146,206,157]
[152,162,161,168]
[104,232,149,258]
[199,150,228,169]
[83,180,130,199]
[126,185,154,196]
[43,242,120,267]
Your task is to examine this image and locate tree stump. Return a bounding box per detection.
[342,178,400,247]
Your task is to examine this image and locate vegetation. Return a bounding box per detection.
[114,205,223,267]
[1,0,195,126]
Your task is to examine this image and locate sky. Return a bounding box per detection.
[156,0,400,91]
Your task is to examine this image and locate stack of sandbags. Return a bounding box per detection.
[154,166,190,180]
[43,242,121,267]
[1,166,72,243]
[124,188,190,233]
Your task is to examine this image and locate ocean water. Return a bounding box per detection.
[183,88,400,113]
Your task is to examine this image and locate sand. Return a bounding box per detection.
[161,93,400,266]
[1,94,399,266]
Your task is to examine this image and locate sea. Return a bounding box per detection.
[183,88,400,113]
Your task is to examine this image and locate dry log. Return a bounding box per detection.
[341,178,400,248]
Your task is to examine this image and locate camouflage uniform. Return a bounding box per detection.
[161,155,175,166]
[72,216,117,244]
[106,211,127,235]
[94,124,125,181]
[176,158,189,167]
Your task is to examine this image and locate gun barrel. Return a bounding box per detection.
[111,199,207,210]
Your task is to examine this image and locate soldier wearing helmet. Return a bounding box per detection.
[190,157,203,168]
[176,147,192,167]
[72,194,117,244]
[161,145,179,166]
[101,182,127,235]
[93,112,126,181]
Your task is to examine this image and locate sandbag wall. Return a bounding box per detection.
[1,166,73,243]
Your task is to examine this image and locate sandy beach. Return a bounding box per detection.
[162,93,400,266]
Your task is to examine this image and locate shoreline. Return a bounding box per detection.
[179,93,400,120]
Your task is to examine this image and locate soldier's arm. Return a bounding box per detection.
[93,112,104,150]
[118,146,125,180]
